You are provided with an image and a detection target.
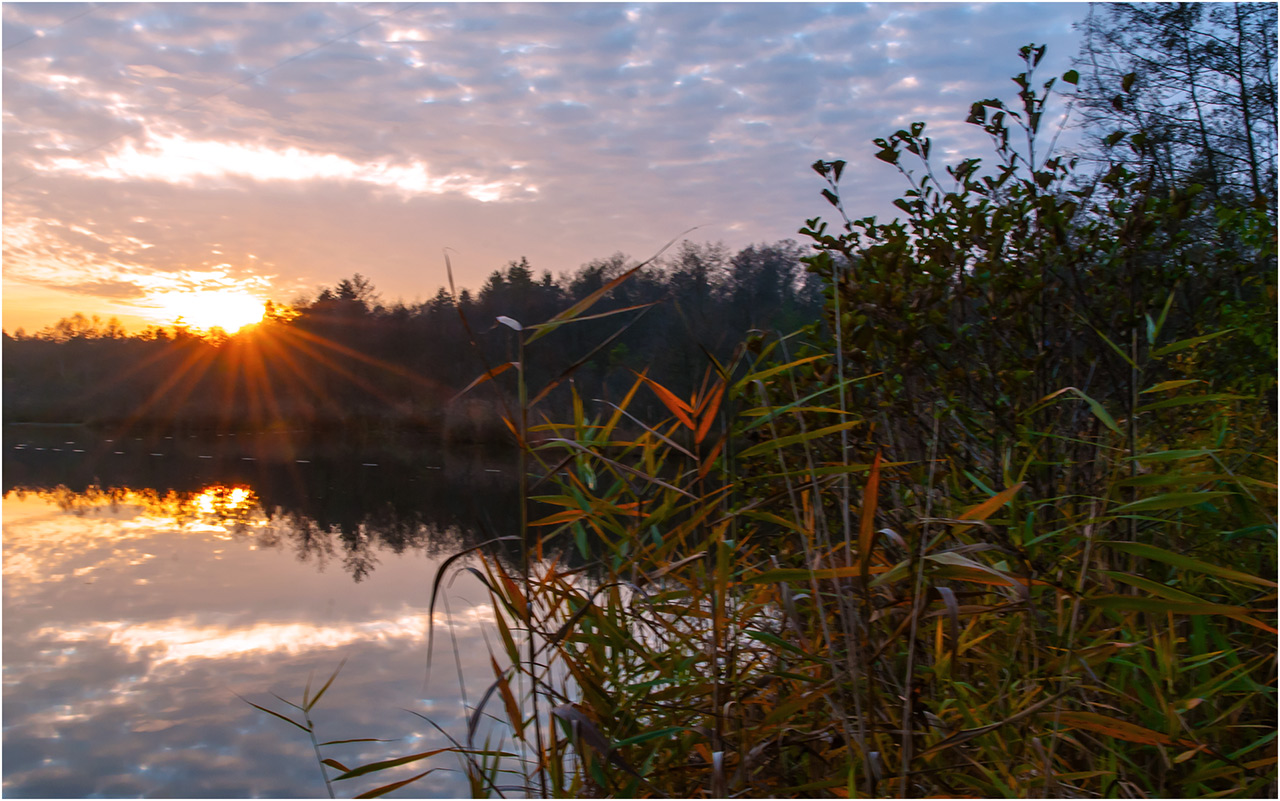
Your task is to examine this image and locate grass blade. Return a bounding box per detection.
[306,658,347,713]
[1101,541,1277,587]
[858,451,882,575]
[334,748,458,781]
[354,769,439,798]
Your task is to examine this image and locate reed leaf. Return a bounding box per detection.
[1101,541,1277,588]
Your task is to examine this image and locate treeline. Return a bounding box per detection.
[2,240,823,438]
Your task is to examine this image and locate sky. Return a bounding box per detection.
[2,1,1089,335]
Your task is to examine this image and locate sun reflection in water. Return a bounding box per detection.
[5,483,497,669]
[28,483,269,537]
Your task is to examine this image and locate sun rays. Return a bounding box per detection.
[79,308,456,442]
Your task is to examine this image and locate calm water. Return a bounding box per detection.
[3,426,522,798]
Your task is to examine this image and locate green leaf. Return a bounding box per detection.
[1114,472,1227,488]
[738,371,879,432]
[318,738,393,746]
[1150,329,1235,357]
[736,420,864,459]
[335,748,460,780]
[1151,288,1176,343]
[1037,386,1122,434]
[1080,321,1136,367]
[1141,379,1205,394]
[745,565,878,584]
[1087,594,1250,616]
[738,404,851,418]
[1130,449,1214,462]
[305,658,346,712]
[1136,394,1246,412]
[612,727,695,749]
[1062,69,1079,85]
[1101,541,1277,588]
[1109,491,1234,514]
[731,354,828,394]
[1102,571,1209,603]
[243,700,309,734]
[739,462,882,483]
[963,470,996,496]
[524,229,691,345]
[745,629,819,659]
[523,302,655,335]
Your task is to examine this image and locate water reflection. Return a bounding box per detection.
[3,430,521,798]
[5,425,527,582]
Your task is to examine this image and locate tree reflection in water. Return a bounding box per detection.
[7,478,530,584]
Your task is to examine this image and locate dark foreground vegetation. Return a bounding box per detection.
[247,21,1279,799]
[3,240,821,441]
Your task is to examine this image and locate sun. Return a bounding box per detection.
[151,289,266,333]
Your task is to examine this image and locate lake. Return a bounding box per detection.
[3,425,524,798]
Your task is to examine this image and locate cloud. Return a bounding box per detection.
[3,2,1091,332]
[52,279,149,300]
[36,133,537,201]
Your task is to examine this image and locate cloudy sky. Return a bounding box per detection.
[3,1,1088,334]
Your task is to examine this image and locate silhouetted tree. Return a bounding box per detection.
[1072,2,1277,208]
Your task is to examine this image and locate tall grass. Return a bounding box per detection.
[319,260,1274,798]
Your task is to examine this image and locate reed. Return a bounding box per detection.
[328,273,1273,797]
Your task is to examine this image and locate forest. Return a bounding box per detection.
[3,239,823,440]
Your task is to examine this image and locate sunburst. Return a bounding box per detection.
[150,289,266,333]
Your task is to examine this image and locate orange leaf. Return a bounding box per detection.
[637,373,695,429]
[1045,711,1174,745]
[1225,613,1279,634]
[694,380,726,444]
[491,656,524,737]
[453,361,517,400]
[698,435,726,481]
[501,415,524,447]
[529,509,587,527]
[499,572,527,620]
[959,483,1024,523]
[613,502,647,518]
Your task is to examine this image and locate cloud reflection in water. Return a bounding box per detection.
[3,481,499,797]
